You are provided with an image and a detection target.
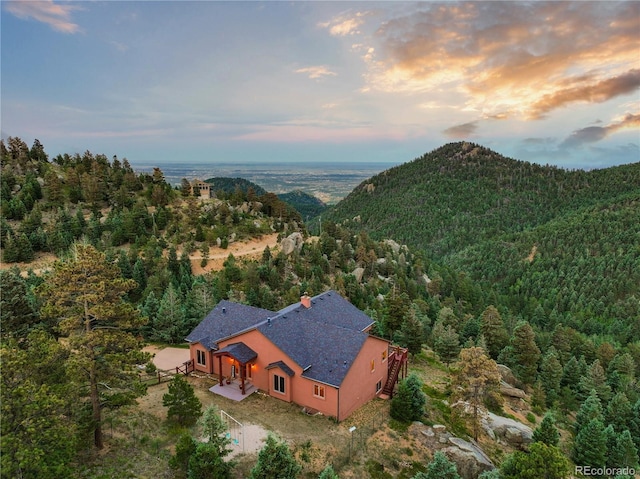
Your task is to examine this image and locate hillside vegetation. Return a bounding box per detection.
[2,137,639,479]
[318,141,640,342]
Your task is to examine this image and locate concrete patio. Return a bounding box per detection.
[209,381,257,401]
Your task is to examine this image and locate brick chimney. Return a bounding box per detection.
[301,292,311,309]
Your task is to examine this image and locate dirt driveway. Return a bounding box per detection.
[143,345,191,371]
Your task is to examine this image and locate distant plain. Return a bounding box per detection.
[133,161,397,204]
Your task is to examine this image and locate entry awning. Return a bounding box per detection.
[213,342,257,364]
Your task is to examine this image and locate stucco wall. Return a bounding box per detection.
[337,336,390,421]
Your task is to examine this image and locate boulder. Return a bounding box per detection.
[482,411,532,448]
[443,437,495,479]
[384,239,401,254]
[352,267,365,283]
[500,381,527,399]
[497,364,517,386]
[280,232,304,256]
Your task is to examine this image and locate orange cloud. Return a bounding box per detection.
[365,2,640,119]
[529,70,640,119]
[4,0,82,34]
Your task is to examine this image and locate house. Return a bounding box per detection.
[190,179,212,198]
[186,290,406,421]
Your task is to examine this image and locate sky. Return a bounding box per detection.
[2,1,639,170]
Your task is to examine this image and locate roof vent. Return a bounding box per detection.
[222,307,226,314]
[267,317,271,326]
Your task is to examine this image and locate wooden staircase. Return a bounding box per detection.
[382,347,408,397]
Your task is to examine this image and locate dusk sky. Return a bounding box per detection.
[2,1,639,169]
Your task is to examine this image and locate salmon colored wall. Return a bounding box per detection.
[190,344,214,374]
[218,329,302,395]
[337,336,390,421]
[190,330,390,422]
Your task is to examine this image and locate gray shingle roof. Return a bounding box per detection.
[214,342,258,364]
[185,300,274,350]
[185,291,384,388]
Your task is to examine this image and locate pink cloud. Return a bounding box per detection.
[4,0,82,34]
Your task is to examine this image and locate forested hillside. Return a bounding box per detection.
[318,141,640,342]
[320,142,639,259]
[2,137,639,478]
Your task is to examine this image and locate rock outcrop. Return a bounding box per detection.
[482,412,533,448]
[413,423,495,479]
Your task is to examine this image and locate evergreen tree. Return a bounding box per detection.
[413,451,461,479]
[574,389,604,436]
[163,375,202,427]
[507,321,541,385]
[38,243,148,449]
[318,464,339,479]
[532,412,560,447]
[572,418,607,470]
[0,268,40,338]
[249,434,302,479]
[1,334,77,479]
[394,307,424,356]
[433,321,461,366]
[170,433,197,477]
[390,373,427,422]
[452,347,501,440]
[609,430,639,470]
[500,442,570,479]
[561,355,583,392]
[198,404,232,457]
[154,283,187,344]
[578,359,612,404]
[606,391,632,433]
[188,442,233,479]
[539,349,563,406]
[629,399,640,451]
[480,305,508,359]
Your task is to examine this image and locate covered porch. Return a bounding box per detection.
[212,342,257,397]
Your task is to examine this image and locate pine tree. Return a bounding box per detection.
[163,375,202,427]
[532,412,560,447]
[578,359,612,404]
[574,389,603,436]
[38,243,149,449]
[413,451,460,479]
[154,283,187,344]
[0,268,40,338]
[606,391,632,433]
[480,305,508,359]
[390,373,427,422]
[609,429,639,469]
[318,464,339,479]
[452,347,501,440]
[250,434,302,479]
[169,433,197,476]
[539,349,563,406]
[572,418,607,469]
[508,321,541,385]
[432,320,460,366]
[188,442,233,479]
[500,442,570,479]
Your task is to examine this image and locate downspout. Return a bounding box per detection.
[337,387,340,423]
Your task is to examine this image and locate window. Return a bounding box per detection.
[196,350,206,366]
[273,374,285,394]
[314,384,325,399]
[370,359,375,372]
[382,350,388,362]
[376,380,382,393]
